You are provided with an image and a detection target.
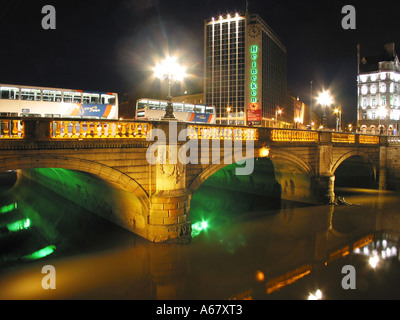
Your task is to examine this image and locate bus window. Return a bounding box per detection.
[205,107,214,114]
[136,111,146,118]
[73,92,82,103]
[63,92,73,103]
[83,93,99,104]
[21,88,41,101]
[90,94,99,104]
[195,106,204,113]
[44,114,61,118]
[83,94,90,104]
[160,102,167,111]
[0,87,19,100]
[63,92,81,103]
[43,90,62,102]
[149,100,160,110]
[173,103,183,112]
[184,104,194,112]
[101,94,116,105]
[137,101,148,110]
[21,113,41,117]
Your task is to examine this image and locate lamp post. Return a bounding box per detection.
[227,106,231,125]
[334,107,342,132]
[275,108,282,128]
[317,91,333,129]
[153,56,186,120]
[378,106,387,135]
[310,81,313,126]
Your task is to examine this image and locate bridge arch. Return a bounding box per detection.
[0,155,150,211]
[268,149,315,177]
[331,150,376,176]
[189,147,316,203]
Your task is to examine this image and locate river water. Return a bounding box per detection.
[0,171,400,300]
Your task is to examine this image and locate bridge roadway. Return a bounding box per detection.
[0,117,388,242]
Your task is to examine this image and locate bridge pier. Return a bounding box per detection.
[378,145,388,190]
[315,175,335,204]
[148,191,192,243]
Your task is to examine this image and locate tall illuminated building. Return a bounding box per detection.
[358,42,400,135]
[204,11,287,126]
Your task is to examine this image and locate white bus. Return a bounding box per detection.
[135,98,215,124]
[0,84,118,119]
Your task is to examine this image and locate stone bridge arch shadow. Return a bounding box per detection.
[332,151,378,191]
[187,149,318,234]
[0,155,152,239]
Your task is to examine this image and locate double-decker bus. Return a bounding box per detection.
[0,84,118,119]
[135,98,215,123]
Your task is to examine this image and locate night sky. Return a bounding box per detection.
[1,0,399,124]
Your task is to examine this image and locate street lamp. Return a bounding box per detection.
[153,56,187,120]
[334,107,342,132]
[377,106,387,135]
[275,108,282,128]
[227,106,231,125]
[317,91,333,129]
[295,117,302,129]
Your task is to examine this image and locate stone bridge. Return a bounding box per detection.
[0,117,388,242]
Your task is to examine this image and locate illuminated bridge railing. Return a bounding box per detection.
[187,125,258,141]
[0,119,24,139]
[359,135,380,144]
[271,130,319,142]
[388,136,400,144]
[332,133,356,143]
[50,120,151,139]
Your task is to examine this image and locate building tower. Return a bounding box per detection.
[204,11,287,126]
[358,42,400,135]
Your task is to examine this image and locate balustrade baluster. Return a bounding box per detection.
[121,123,127,137]
[100,123,107,138]
[86,122,93,138]
[3,121,10,138]
[78,122,85,138]
[55,121,62,138]
[71,121,78,138]
[115,123,121,138]
[127,123,133,138]
[92,122,99,138]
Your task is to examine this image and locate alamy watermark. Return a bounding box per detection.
[341,265,356,290]
[41,5,56,30]
[41,265,56,290]
[342,5,356,30]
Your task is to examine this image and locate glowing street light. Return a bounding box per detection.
[317,91,333,128]
[153,56,187,120]
[275,107,283,128]
[334,107,342,132]
[377,106,387,135]
[227,106,231,125]
[308,289,323,300]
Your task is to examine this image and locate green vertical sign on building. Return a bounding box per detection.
[247,44,261,126]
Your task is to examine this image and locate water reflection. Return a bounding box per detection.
[0,173,400,300]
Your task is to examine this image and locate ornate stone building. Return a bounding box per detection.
[358,42,400,135]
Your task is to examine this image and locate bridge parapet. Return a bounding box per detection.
[0,117,385,147]
[187,124,258,140]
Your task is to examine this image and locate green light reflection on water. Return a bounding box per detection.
[0,203,17,214]
[6,218,31,232]
[22,245,56,261]
[191,220,209,237]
